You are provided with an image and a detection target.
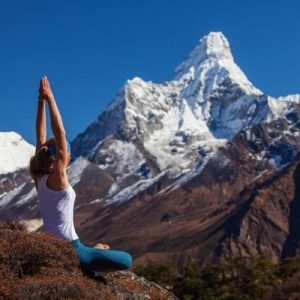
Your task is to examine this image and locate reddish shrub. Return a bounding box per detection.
[0,221,114,299]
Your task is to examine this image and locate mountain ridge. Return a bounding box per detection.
[2,31,300,268]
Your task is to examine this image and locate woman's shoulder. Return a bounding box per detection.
[43,172,71,193]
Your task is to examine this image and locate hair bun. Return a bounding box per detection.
[40,146,48,153]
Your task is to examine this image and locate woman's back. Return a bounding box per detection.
[37,174,78,241]
[32,76,132,272]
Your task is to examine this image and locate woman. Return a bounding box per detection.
[30,76,132,273]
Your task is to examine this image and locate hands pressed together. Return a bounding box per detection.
[39,76,54,102]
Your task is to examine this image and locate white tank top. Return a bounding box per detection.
[37,175,79,241]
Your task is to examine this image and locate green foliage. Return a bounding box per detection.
[134,255,300,300]
[275,256,300,279]
[134,262,177,287]
[173,266,203,300]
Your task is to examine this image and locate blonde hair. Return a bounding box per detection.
[29,149,55,181]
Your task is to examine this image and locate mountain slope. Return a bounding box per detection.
[0,132,34,175]
[1,32,300,268]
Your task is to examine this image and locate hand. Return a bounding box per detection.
[94,243,110,250]
[39,76,54,102]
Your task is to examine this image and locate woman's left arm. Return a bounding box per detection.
[35,79,47,153]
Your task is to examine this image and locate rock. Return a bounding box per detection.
[98,270,178,300]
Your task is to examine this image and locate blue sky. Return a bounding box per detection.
[1,0,300,144]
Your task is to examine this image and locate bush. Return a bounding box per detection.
[275,256,300,279]
[0,221,114,299]
[135,256,300,299]
[134,263,177,288]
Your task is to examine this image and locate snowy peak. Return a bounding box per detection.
[0,132,35,174]
[175,32,233,79]
[74,31,297,182]
[278,94,300,103]
[175,32,262,112]
[72,32,266,170]
[196,32,233,60]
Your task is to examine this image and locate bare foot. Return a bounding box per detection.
[94,243,110,250]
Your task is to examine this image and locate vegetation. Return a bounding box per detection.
[134,255,300,300]
[0,221,114,299]
[2,220,300,299]
[0,221,176,300]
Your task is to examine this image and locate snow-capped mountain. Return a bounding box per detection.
[2,32,300,268]
[73,32,265,168]
[0,132,37,228]
[0,132,34,174]
[71,32,299,202]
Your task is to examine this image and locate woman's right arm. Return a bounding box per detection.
[41,77,68,163]
[40,77,69,190]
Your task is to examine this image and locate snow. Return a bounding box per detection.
[0,183,26,209]
[267,97,291,119]
[175,32,234,79]
[269,158,279,169]
[1,32,300,217]
[0,132,35,174]
[166,154,212,193]
[106,86,126,112]
[75,32,271,188]
[179,99,211,134]
[82,32,268,172]
[120,74,227,175]
[21,218,43,232]
[90,198,104,204]
[66,31,300,205]
[108,182,119,196]
[249,170,268,184]
[15,186,36,207]
[0,182,36,210]
[175,32,262,96]
[106,172,166,204]
[68,157,90,186]
[278,94,300,103]
[97,140,145,180]
[288,120,300,130]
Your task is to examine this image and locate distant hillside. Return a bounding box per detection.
[134,256,300,299]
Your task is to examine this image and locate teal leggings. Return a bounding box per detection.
[72,239,132,272]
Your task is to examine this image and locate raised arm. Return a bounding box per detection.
[35,79,47,153]
[39,76,69,190]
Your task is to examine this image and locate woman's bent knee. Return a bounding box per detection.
[119,252,132,270]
